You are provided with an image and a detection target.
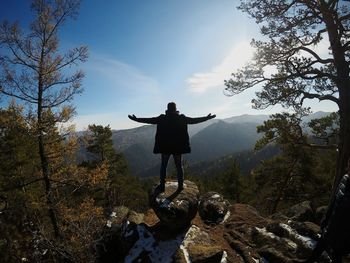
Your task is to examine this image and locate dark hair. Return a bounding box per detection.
[167,102,177,113]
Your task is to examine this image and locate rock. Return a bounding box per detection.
[266,222,292,238]
[97,185,329,263]
[288,221,321,240]
[315,206,328,225]
[172,249,188,263]
[283,201,314,222]
[224,204,269,263]
[251,221,320,262]
[127,210,145,224]
[119,221,140,258]
[251,226,299,255]
[95,207,144,263]
[187,244,224,263]
[224,204,268,230]
[105,206,144,226]
[95,222,138,263]
[224,231,259,263]
[199,192,230,224]
[149,180,199,231]
[258,246,294,263]
[269,212,290,222]
[123,224,218,263]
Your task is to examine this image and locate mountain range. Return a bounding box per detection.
[111,112,330,177]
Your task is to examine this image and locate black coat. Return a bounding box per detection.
[322,173,350,254]
[135,112,211,154]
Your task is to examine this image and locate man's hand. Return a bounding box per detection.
[207,113,216,119]
[128,114,138,121]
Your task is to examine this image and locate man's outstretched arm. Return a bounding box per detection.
[128,114,159,124]
[185,113,216,124]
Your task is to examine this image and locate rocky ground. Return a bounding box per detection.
[95,180,350,263]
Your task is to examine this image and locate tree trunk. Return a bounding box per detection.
[335,90,350,190]
[321,3,350,196]
[37,80,60,237]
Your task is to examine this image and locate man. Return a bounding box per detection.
[128,102,215,191]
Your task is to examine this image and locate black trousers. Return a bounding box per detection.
[160,154,184,187]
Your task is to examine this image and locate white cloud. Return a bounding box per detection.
[187,41,254,93]
[85,54,160,94]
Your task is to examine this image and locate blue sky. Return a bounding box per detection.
[1,0,338,130]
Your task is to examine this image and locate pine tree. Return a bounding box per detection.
[0,0,87,237]
[253,111,337,214]
[225,0,350,194]
[83,124,147,211]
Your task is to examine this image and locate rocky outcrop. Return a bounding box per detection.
[199,191,230,224]
[282,200,315,222]
[149,180,199,231]
[96,181,335,263]
[94,206,145,263]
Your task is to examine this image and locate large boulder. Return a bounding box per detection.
[223,204,323,263]
[95,207,144,263]
[282,201,314,222]
[149,180,199,231]
[315,205,328,225]
[199,191,230,224]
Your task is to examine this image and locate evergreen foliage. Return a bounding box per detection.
[225,0,350,194]
[251,111,337,214]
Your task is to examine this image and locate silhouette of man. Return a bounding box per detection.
[304,158,350,263]
[128,102,216,191]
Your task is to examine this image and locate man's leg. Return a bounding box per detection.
[173,154,184,190]
[160,154,170,191]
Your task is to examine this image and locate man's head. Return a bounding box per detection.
[167,102,177,113]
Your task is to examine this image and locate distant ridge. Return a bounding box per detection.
[79,112,332,176]
[223,114,269,124]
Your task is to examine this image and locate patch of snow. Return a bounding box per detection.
[255,227,279,240]
[252,258,259,263]
[222,211,231,223]
[182,225,202,244]
[220,251,228,263]
[111,212,117,217]
[124,224,207,263]
[156,197,173,208]
[166,181,180,187]
[279,223,317,249]
[180,244,191,263]
[254,227,297,251]
[211,194,221,199]
[176,200,185,206]
[125,225,187,263]
[106,220,112,228]
[180,225,204,263]
[21,258,28,262]
[285,239,298,250]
